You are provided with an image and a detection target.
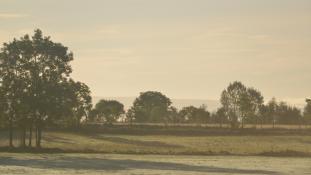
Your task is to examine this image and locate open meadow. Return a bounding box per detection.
[1,127,311,156]
[1,153,311,175]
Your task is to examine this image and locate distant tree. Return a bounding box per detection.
[276,102,302,125]
[220,81,264,128]
[303,99,311,125]
[243,88,264,127]
[167,106,181,123]
[266,98,278,128]
[212,107,228,128]
[93,100,124,124]
[125,108,135,124]
[258,104,269,128]
[128,91,172,123]
[262,98,302,127]
[220,81,247,128]
[179,105,210,124]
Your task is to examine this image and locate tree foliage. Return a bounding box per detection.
[129,91,172,123]
[179,105,210,123]
[220,81,264,128]
[92,99,124,123]
[0,29,91,148]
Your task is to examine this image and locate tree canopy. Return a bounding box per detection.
[92,99,125,123]
[0,29,92,148]
[220,81,264,128]
[128,91,172,123]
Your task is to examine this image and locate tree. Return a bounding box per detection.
[258,104,269,128]
[128,91,172,123]
[212,107,228,128]
[266,97,278,128]
[68,81,92,127]
[243,88,264,127]
[277,102,302,125]
[303,99,311,125]
[220,81,247,128]
[125,108,135,124]
[0,36,32,147]
[93,100,124,124]
[263,98,302,127]
[0,72,9,129]
[220,81,264,128]
[0,29,91,148]
[167,106,181,123]
[179,105,210,124]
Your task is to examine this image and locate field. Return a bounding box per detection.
[1,129,311,156]
[1,127,311,174]
[0,153,311,175]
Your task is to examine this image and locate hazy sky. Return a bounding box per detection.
[0,0,310,104]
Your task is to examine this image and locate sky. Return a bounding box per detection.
[0,0,310,106]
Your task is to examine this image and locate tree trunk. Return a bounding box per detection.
[35,126,38,147]
[20,126,26,147]
[36,122,42,148]
[37,126,42,148]
[28,124,32,147]
[9,116,13,148]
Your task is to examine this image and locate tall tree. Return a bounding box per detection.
[0,36,31,147]
[0,29,91,148]
[220,81,264,128]
[243,88,264,127]
[128,91,172,123]
[220,81,247,128]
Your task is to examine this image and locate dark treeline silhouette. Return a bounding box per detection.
[0,30,311,149]
[0,30,92,148]
[90,89,310,128]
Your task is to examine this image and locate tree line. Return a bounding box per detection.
[0,30,310,149]
[90,88,311,128]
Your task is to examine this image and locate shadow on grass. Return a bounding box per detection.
[0,155,279,175]
[91,134,184,148]
[43,135,76,144]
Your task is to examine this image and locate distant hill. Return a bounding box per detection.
[92,96,220,112]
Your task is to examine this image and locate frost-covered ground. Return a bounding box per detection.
[0,153,310,175]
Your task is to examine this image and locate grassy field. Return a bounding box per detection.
[111,122,311,130]
[0,153,310,175]
[1,130,311,156]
